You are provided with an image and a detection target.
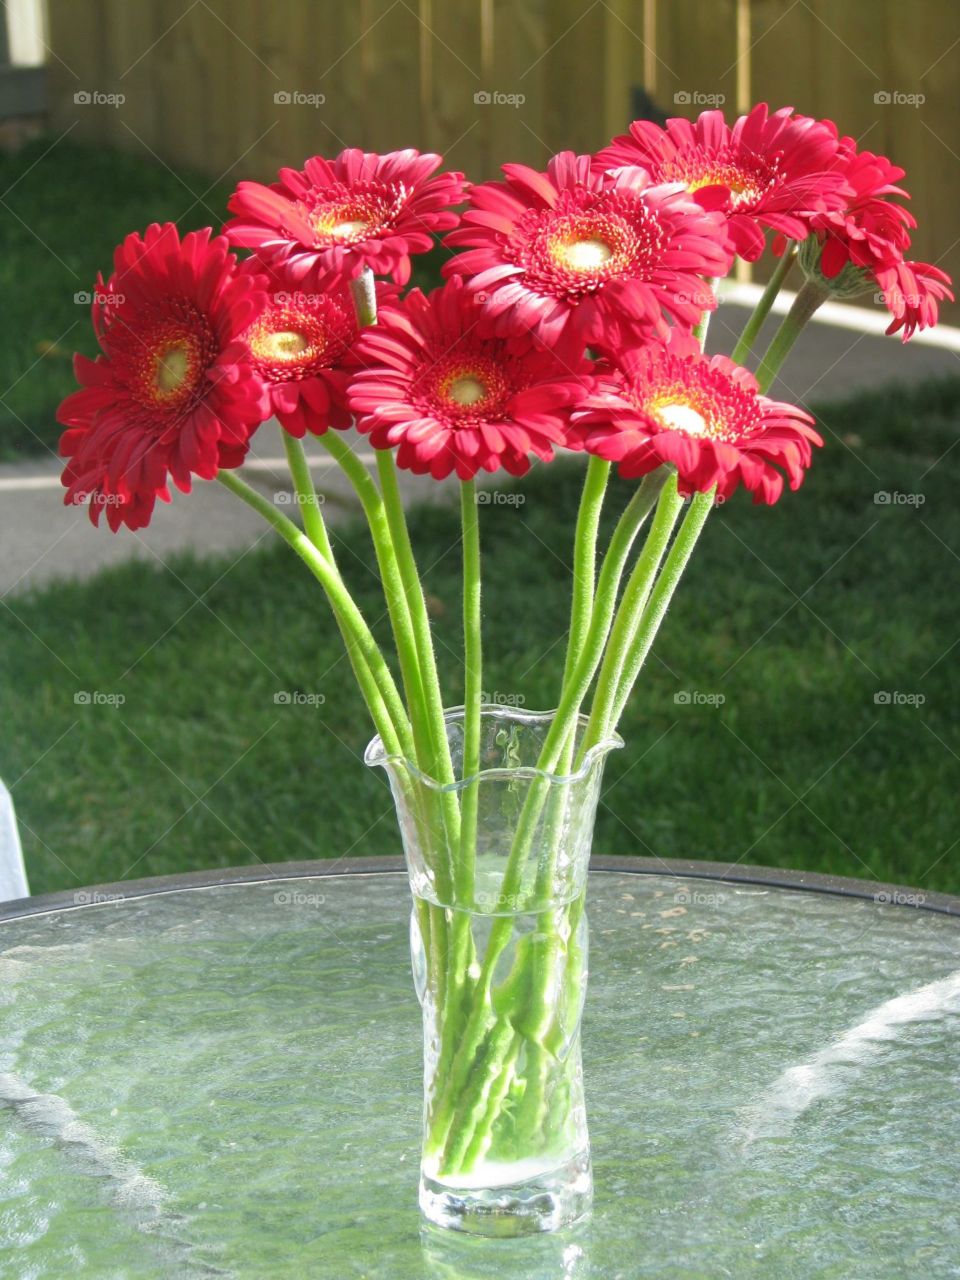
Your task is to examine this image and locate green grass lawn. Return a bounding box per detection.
[1,377,958,897]
[0,138,445,462]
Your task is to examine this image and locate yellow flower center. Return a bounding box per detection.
[448,375,487,406]
[557,237,614,271]
[154,343,191,395]
[329,219,369,239]
[655,400,710,437]
[253,329,309,361]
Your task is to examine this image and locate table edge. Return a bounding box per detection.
[1,855,956,922]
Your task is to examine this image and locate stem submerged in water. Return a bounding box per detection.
[459,480,482,896]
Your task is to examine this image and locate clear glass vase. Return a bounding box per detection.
[365,705,622,1236]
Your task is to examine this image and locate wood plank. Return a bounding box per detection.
[321,0,368,155]
[45,0,106,138]
[149,0,213,173]
[656,0,738,123]
[260,0,304,176]
[102,0,159,153]
[360,0,426,154]
[541,0,609,157]
[883,0,960,323]
[421,0,486,179]
[488,0,548,174]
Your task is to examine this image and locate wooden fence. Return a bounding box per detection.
[44,0,960,315]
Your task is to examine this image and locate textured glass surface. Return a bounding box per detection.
[1,870,958,1278]
[366,705,621,914]
[368,707,621,1232]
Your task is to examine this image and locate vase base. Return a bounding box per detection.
[419,1149,592,1237]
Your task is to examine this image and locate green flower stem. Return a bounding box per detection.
[375,450,463,1010]
[281,433,332,560]
[216,468,413,761]
[316,432,429,759]
[460,1034,523,1170]
[306,436,455,978]
[421,482,485,1131]
[495,480,683,1158]
[754,277,831,393]
[495,472,670,903]
[425,473,666,1168]
[376,452,459,807]
[280,431,409,753]
[534,470,675,893]
[450,477,683,1164]
[459,480,482,894]
[578,478,687,762]
[437,1016,517,1172]
[541,457,611,907]
[730,243,796,365]
[561,456,611,686]
[608,490,716,730]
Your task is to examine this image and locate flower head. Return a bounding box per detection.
[348,276,589,480]
[237,261,372,437]
[805,145,914,277]
[795,139,953,339]
[443,151,732,348]
[595,104,850,261]
[225,148,466,288]
[58,223,269,531]
[572,331,821,504]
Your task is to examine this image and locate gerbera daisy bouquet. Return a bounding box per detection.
[59,108,951,1235]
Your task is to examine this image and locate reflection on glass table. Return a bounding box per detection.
[1,860,957,1278]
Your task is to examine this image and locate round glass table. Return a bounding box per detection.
[1,857,957,1279]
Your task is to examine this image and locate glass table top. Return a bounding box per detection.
[1,865,958,1279]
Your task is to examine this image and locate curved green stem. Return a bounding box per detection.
[376,453,456,787]
[561,456,611,686]
[281,432,400,747]
[755,277,831,393]
[578,479,687,760]
[730,243,797,365]
[608,490,716,729]
[281,433,332,560]
[534,458,610,911]
[216,469,412,759]
[316,432,428,756]
[316,429,382,513]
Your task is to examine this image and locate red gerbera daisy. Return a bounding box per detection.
[58,223,269,532]
[224,148,466,289]
[806,145,914,277]
[793,139,954,340]
[874,258,954,341]
[347,277,589,480]
[237,261,370,437]
[571,331,821,505]
[443,152,732,348]
[595,104,850,261]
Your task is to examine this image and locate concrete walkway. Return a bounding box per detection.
[2,299,958,597]
[0,423,452,596]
